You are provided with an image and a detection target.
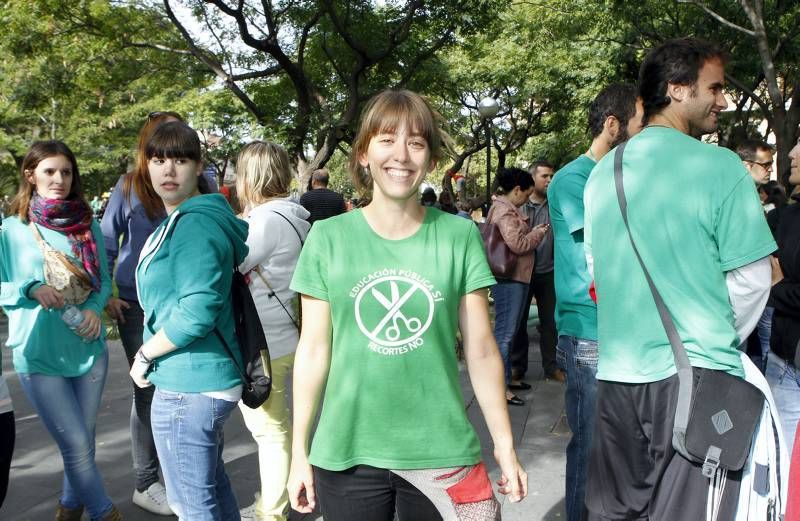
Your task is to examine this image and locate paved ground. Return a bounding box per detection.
[1,312,569,520]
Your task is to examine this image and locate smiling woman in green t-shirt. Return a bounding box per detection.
[287,89,527,521]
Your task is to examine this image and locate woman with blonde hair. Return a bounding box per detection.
[235,140,310,521]
[287,89,527,521]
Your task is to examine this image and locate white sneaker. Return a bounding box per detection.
[132,482,174,516]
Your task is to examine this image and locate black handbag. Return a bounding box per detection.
[613,143,764,476]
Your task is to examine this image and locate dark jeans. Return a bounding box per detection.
[491,281,530,385]
[511,270,557,378]
[586,375,741,520]
[0,411,14,509]
[118,299,159,492]
[556,335,598,521]
[313,465,441,521]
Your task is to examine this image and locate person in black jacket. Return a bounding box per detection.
[299,169,346,224]
[767,134,800,458]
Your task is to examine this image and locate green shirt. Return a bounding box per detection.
[548,154,597,340]
[584,127,776,383]
[0,217,111,376]
[291,208,496,470]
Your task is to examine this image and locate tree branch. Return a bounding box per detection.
[677,0,756,35]
[394,28,455,87]
[231,66,282,81]
[126,42,195,55]
[162,0,267,124]
[725,72,772,125]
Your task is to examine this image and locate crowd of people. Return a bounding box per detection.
[0,35,798,521]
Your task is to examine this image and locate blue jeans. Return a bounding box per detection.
[556,335,598,521]
[117,299,159,491]
[492,281,529,385]
[751,306,774,373]
[18,350,114,519]
[151,388,240,521]
[765,353,800,458]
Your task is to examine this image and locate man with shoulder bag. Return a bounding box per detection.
[583,38,784,520]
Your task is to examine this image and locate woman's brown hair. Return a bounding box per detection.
[9,140,85,222]
[123,111,184,220]
[348,89,444,195]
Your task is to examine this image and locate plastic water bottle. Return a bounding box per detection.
[61,304,84,330]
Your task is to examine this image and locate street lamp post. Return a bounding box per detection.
[477,97,499,214]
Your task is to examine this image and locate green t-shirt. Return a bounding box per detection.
[584,126,777,383]
[548,154,597,340]
[290,208,496,470]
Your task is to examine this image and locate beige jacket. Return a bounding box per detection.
[487,196,544,283]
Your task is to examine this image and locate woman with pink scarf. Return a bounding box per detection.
[0,141,117,520]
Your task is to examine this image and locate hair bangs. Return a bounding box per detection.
[363,92,438,151]
[348,89,443,195]
[145,121,201,161]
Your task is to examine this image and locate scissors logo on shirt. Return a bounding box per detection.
[354,275,435,348]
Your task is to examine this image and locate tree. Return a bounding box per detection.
[434,0,636,200]
[0,0,222,195]
[601,0,799,184]
[125,0,505,182]
[676,0,800,185]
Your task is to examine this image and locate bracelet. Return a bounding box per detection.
[136,350,152,364]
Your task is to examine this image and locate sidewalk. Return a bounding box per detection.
[1,313,568,520]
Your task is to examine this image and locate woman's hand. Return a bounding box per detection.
[494,445,528,503]
[531,223,549,242]
[105,297,130,324]
[287,456,316,513]
[76,309,102,340]
[129,350,153,388]
[31,285,64,311]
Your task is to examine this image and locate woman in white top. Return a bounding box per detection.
[235,141,311,521]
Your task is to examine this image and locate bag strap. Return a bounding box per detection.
[252,267,300,331]
[271,210,304,246]
[28,221,46,246]
[612,143,695,453]
[213,328,250,387]
[29,222,93,285]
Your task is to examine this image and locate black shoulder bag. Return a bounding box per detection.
[613,142,764,477]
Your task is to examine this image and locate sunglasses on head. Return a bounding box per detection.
[147,111,182,121]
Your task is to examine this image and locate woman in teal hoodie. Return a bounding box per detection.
[0,141,118,520]
[129,121,249,521]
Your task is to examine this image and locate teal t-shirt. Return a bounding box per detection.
[0,217,111,376]
[584,127,777,383]
[290,208,496,470]
[548,154,597,340]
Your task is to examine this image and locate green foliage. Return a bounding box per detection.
[0,1,237,197]
[1,0,797,202]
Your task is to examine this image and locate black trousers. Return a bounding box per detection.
[0,411,14,509]
[313,465,442,521]
[511,270,557,377]
[586,374,741,520]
